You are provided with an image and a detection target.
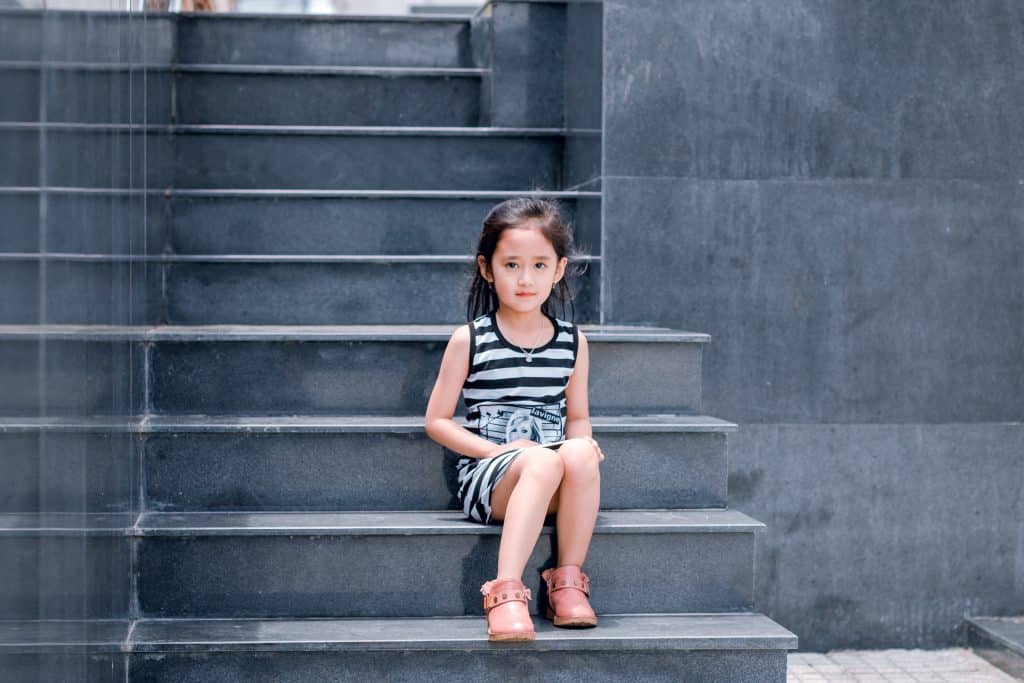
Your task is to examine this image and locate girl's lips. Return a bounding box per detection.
[516,293,534,297]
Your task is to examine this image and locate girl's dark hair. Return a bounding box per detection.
[466,195,588,322]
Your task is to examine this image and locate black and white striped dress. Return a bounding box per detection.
[456,310,579,524]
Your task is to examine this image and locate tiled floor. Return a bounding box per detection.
[788,648,1020,682]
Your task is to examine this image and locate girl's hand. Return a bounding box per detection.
[585,437,605,462]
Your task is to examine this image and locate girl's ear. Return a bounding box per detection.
[476,254,491,282]
[554,256,568,283]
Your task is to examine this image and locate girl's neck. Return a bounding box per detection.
[494,306,549,338]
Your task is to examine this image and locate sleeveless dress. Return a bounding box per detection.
[455,309,579,525]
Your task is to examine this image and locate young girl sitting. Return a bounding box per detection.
[424,196,605,642]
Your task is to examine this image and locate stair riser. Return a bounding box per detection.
[150,340,703,415]
[0,129,171,188]
[176,72,481,127]
[171,133,563,191]
[0,69,172,124]
[0,192,163,255]
[161,261,597,325]
[165,195,597,256]
[0,260,153,325]
[0,261,595,325]
[0,654,125,683]
[0,431,137,513]
[142,431,728,512]
[967,622,1024,680]
[0,339,142,417]
[177,16,472,68]
[0,12,174,64]
[0,536,130,620]
[0,194,597,256]
[129,650,787,683]
[137,532,754,617]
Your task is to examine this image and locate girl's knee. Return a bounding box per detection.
[557,438,601,475]
[519,446,565,484]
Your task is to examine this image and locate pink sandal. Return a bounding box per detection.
[480,577,535,642]
[541,565,598,627]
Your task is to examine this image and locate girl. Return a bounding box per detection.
[424,196,606,642]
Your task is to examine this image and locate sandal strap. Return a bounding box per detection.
[482,587,532,612]
[543,570,590,596]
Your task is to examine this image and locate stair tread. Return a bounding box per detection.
[0,414,737,432]
[0,509,765,536]
[0,613,798,653]
[0,323,712,343]
[0,61,486,76]
[1,187,603,198]
[134,509,764,536]
[968,616,1024,655]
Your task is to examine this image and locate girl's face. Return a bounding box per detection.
[478,225,567,314]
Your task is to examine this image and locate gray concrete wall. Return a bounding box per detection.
[600,0,1024,650]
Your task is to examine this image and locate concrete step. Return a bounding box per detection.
[170,125,564,191]
[0,327,142,417]
[176,14,473,68]
[0,414,734,513]
[0,257,152,325]
[0,189,600,256]
[174,65,484,127]
[0,254,597,325]
[138,414,736,512]
[0,10,174,64]
[0,418,138,513]
[0,63,172,124]
[0,614,797,682]
[0,324,707,416]
[158,256,598,325]
[145,324,707,415]
[1,123,564,191]
[966,616,1024,680]
[135,509,762,618]
[0,512,133,620]
[0,124,171,188]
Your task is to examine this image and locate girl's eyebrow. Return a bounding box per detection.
[502,255,553,261]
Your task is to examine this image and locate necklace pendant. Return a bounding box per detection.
[524,354,533,363]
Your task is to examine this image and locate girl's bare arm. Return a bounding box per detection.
[564,329,592,438]
[424,325,506,459]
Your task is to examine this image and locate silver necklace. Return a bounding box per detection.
[497,313,547,363]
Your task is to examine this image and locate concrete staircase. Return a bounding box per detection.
[0,8,797,681]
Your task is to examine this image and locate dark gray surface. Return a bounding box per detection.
[603,0,1024,180]
[488,2,565,127]
[160,260,596,324]
[0,11,174,63]
[130,649,785,683]
[0,190,163,254]
[143,425,730,511]
[599,0,1024,649]
[731,423,1024,651]
[0,67,172,124]
[1,126,173,188]
[175,69,481,126]
[0,259,153,325]
[604,178,1024,423]
[968,617,1024,679]
[0,431,138,512]
[0,535,131,619]
[177,14,473,68]
[135,510,757,617]
[170,129,562,190]
[149,335,704,415]
[164,193,596,256]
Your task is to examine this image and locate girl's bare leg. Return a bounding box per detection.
[553,439,601,566]
[488,447,563,579]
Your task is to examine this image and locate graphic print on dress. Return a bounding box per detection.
[476,401,565,445]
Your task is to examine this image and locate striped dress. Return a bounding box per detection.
[456,310,579,524]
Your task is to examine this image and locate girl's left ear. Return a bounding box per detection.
[556,256,568,283]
